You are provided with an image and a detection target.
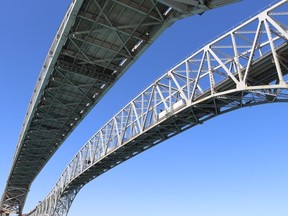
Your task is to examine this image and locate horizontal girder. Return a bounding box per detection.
[28,1,288,216]
[0,0,240,215]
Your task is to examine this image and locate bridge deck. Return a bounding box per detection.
[51,43,288,193]
[1,0,239,214]
[29,1,288,215]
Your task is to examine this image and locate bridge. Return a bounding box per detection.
[0,0,242,215]
[22,0,288,215]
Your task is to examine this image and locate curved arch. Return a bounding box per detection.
[68,103,288,216]
[28,1,288,215]
[1,0,242,214]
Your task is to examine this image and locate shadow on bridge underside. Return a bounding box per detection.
[1,0,242,215]
[28,1,288,216]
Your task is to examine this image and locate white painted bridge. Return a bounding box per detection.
[0,0,239,215]
[27,1,288,215]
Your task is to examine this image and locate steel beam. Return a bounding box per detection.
[28,1,288,216]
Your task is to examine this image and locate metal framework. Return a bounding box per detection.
[27,1,288,216]
[1,0,240,215]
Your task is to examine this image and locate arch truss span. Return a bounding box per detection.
[29,0,288,215]
[0,0,240,215]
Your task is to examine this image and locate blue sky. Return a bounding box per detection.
[0,0,287,216]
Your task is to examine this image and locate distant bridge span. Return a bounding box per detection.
[27,1,288,216]
[0,0,240,215]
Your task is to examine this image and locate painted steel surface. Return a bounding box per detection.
[28,1,288,216]
[0,0,238,215]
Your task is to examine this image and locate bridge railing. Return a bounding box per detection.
[29,0,288,215]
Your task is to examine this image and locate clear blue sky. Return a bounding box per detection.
[0,0,287,216]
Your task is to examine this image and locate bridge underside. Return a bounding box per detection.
[50,45,288,216]
[31,47,288,216]
[1,0,240,215]
[28,1,288,215]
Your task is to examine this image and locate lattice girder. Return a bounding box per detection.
[28,1,288,216]
[2,0,240,214]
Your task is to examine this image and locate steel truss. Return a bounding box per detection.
[1,0,240,215]
[27,1,288,216]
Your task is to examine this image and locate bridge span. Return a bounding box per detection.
[27,1,288,215]
[0,0,240,215]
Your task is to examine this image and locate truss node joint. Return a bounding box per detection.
[237,81,246,91]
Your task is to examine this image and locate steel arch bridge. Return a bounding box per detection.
[27,1,288,215]
[0,0,239,215]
